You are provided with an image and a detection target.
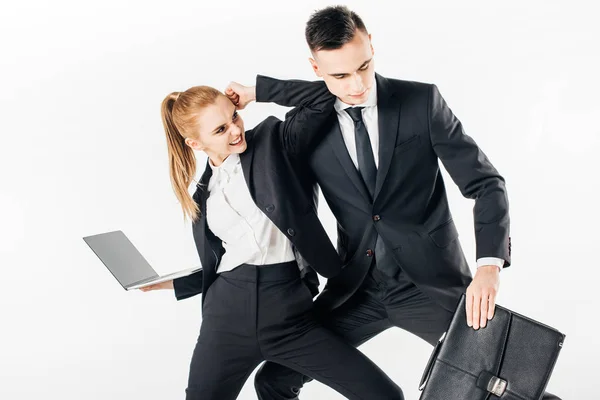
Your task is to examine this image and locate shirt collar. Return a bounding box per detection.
[209,153,240,174]
[334,77,378,112]
[208,153,240,191]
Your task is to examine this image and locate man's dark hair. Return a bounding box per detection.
[305,6,368,52]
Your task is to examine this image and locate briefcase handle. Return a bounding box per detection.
[419,331,446,391]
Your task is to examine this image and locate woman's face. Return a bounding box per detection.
[185,95,246,166]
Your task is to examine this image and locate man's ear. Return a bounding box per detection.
[309,57,322,77]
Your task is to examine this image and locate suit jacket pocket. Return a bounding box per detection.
[394,134,421,155]
[428,219,459,248]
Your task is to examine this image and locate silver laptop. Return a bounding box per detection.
[83,230,200,290]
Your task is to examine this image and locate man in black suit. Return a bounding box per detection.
[254,6,560,400]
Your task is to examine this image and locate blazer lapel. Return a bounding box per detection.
[374,74,401,200]
[239,129,256,197]
[325,119,371,202]
[192,161,216,271]
[196,160,213,213]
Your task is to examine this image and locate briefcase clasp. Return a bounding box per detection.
[487,376,507,397]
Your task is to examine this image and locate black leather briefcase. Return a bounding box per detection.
[419,295,565,400]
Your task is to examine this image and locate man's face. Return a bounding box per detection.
[310,30,375,105]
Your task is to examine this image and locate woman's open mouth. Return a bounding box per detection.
[229,136,244,146]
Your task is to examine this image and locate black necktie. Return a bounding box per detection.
[345,107,377,198]
[346,107,398,277]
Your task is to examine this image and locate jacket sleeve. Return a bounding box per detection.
[173,270,203,301]
[428,84,511,266]
[255,75,336,155]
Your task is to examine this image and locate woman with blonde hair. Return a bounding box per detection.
[141,75,403,400]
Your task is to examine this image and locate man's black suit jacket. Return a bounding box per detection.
[260,74,511,313]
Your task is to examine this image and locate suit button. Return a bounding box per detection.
[287,228,296,236]
[265,204,275,213]
[373,215,381,221]
[366,249,374,257]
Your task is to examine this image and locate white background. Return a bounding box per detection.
[1,0,597,398]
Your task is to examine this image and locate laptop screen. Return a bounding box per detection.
[83,230,158,288]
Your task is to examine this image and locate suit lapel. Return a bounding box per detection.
[194,161,215,271]
[325,119,371,202]
[196,160,213,214]
[239,129,255,197]
[197,157,212,182]
[374,74,401,200]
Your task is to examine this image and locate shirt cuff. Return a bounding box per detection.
[476,257,505,271]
